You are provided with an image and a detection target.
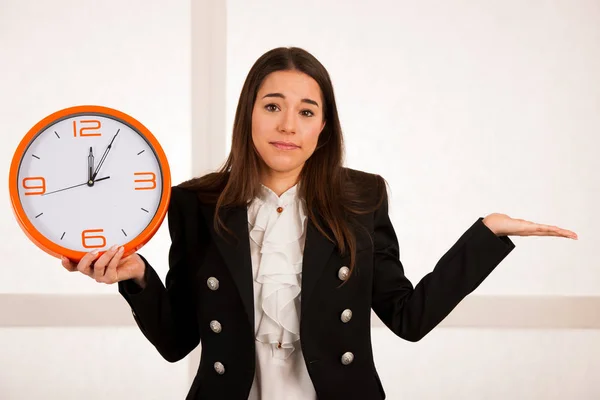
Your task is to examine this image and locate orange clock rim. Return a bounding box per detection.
[8,105,172,262]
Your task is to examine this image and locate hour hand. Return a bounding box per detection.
[88,147,94,186]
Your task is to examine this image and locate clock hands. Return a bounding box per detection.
[43,130,119,196]
[42,176,110,196]
[91,129,119,183]
[87,147,94,186]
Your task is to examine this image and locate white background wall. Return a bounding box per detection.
[1,0,599,399]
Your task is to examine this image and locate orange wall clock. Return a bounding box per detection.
[9,105,171,262]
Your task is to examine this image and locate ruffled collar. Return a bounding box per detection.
[247,183,308,360]
[256,183,299,207]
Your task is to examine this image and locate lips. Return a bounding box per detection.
[270,141,300,150]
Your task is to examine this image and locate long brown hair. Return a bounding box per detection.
[179,47,386,277]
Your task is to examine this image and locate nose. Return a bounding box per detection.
[278,109,296,134]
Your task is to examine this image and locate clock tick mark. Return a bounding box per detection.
[60,232,65,240]
[121,229,127,237]
[32,154,40,160]
[35,212,43,218]
[137,150,145,156]
[54,131,60,139]
[141,208,149,213]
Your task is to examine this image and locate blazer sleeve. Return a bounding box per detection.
[118,187,200,362]
[371,187,516,342]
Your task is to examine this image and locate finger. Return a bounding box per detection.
[523,229,577,239]
[103,246,124,284]
[559,229,578,239]
[534,224,578,239]
[94,245,120,282]
[61,256,77,272]
[552,226,578,239]
[77,249,100,277]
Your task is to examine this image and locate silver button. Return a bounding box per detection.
[210,320,222,333]
[341,352,354,365]
[341,309,353,323]
[338,266,350,281]
[207,277,220,291]
[214,361,225,375]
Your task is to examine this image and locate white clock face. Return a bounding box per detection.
[16,113,164,253]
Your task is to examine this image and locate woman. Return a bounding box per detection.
[62,47,577,400]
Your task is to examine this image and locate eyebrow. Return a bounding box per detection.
[262,93,320,108]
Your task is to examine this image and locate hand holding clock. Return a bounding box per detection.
[61,246,147,288]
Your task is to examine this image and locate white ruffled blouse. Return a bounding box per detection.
[247,183,317,400]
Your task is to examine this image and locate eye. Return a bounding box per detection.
[301,109,315,117]
[265,104,280,112]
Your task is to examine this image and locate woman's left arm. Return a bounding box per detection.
[371,190,577,342]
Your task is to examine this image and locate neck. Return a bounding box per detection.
[260,166,302,197]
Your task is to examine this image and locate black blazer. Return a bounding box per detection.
[118,168,515,400]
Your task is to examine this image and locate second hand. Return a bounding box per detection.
[42,176,110,196]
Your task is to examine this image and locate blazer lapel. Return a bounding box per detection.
[300,216,335,312]
[202,204,255,330]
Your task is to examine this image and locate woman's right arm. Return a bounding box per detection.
[62,187,200,363]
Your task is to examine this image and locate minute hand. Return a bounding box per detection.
[91,129,119,182]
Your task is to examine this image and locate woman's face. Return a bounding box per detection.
[251,70,326,179]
